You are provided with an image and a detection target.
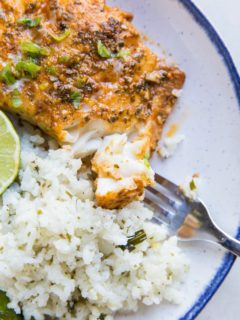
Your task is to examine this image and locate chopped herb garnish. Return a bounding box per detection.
[0,64,17,85]
[46,66,58,76]
[97,40,130,60]
[58,55,71,64]
[115,49,130,58]
[76,76,88,88]
[16,60,41,79]
[97,40,111,59]
[50,29,71,42]
[70,91,82,109]
[144,152,150,159]
[119,229,147,252]
[189,179,197,191]
[0,290,22,319]
[21,41,48,57]
[18,17,41,28]
[167,270,173,280]
[98,314,106,320]
[143,154,151,169]
[39,82,49,90]
[11,89,22,108]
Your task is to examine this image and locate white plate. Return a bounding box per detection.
[108,0,240,319]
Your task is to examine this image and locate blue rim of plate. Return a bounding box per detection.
[177,0,240,319]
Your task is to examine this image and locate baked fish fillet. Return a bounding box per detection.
[0,0,185,208]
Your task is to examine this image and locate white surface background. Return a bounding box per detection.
[192,1,240,319]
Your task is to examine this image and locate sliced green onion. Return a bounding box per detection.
[143,154,151,169]
[144,152,150,159]
[76,76,87,88]
[16,60,41,79]
[46,66,58,76]
[97,40,111,59]
[0,290,22,319]
[189,179,197,191]
[119,229,147,252]
[58,55,71,64]
[21,41,48,57]
[39,82,49,90]
[70,91,82,109]
[18,17,41,28]
[0,64,17,85]
[97,40,130,60]
[49,29,71,42]
[11,89,22,108]
[115,49,130,58]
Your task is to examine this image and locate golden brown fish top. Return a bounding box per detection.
[0,0,184,149]
[0,0,185,209]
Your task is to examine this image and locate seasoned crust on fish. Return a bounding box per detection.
[0,0,185,209]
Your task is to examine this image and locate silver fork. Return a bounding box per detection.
[145,173,240,256]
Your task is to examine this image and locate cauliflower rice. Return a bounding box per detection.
[0,124,188,320]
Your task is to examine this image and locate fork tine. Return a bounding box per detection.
[151,215,168,226]
[145,189,174,216]
[147,185,180,210]
[154,173,180,195]
[145,189,175,222]
[144,198,170,225]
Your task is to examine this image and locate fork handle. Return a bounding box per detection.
[212,226,240,257]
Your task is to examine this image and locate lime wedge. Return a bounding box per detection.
[0,111,20,195]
